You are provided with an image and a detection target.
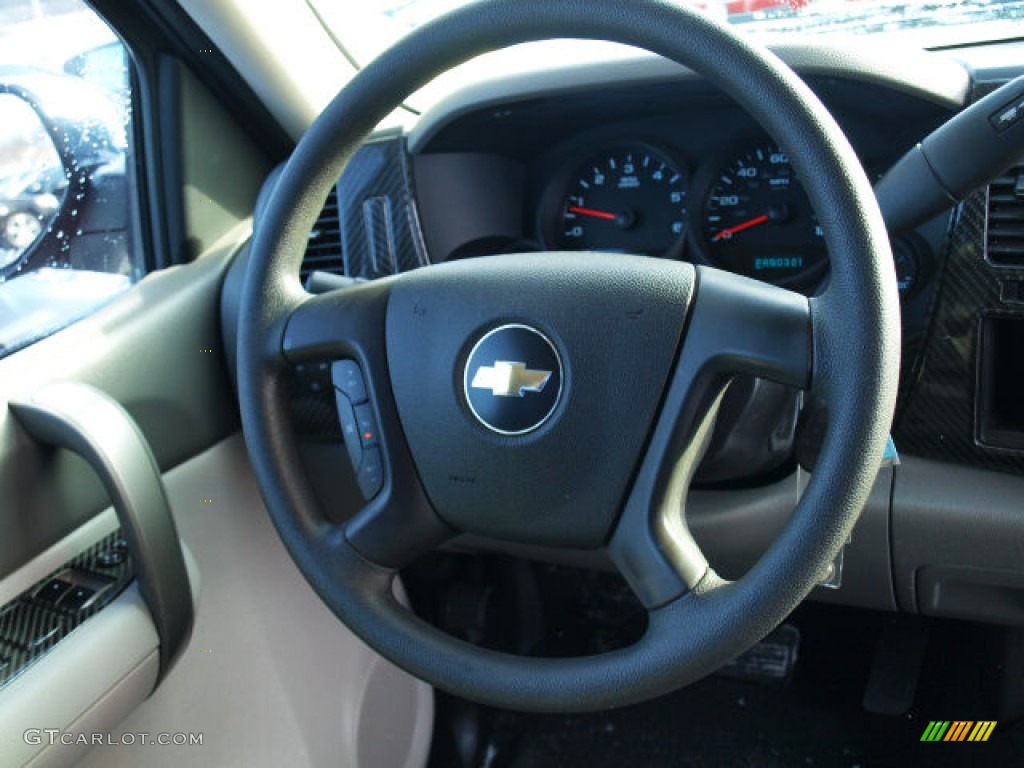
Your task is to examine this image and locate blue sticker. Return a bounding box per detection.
[882,435,900,466]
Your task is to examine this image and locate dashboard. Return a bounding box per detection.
[254,44,970,479]
[410,57,956,305]
[226,40,1024,626]
[401,50,962,484]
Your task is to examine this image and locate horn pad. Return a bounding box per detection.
[385,252,694,547]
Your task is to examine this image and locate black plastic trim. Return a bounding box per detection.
[87,0,291,271]
[90,0,291,162]
[155,57,188,265]
[83,0,169,273]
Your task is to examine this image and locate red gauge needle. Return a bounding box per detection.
[568,205,618,221]
[713,213,770,241]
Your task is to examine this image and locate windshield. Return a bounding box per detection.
[300,0,1022,121]
[221,0,1024,137]
[371,0,1024,51]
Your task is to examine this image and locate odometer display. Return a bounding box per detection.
[553,144,688,257]
[702,143,826,285]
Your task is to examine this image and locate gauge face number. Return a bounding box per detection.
[557,146,687,257]
[703,145,826,284]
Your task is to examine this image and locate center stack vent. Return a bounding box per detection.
[300,186,343,282]
[986,163,1024,267]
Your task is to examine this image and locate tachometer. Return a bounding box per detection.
[550,144,688,257]
[701,143,826,286]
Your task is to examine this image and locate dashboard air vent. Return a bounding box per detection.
[301,186,343,281]
[987,165,1024,267]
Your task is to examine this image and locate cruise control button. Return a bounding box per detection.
[334,390,363,469]
[354,404,379,448]
[357,446,384,499]
[333,360,368,404]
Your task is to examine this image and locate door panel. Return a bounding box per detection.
[1,580,160,767]
[0,4,434,762]
[74,434,433,768]
[0,239,240,578]
[0,237,239,767]
[0,233,434,767]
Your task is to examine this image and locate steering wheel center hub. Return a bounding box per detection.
[384,252,693,547]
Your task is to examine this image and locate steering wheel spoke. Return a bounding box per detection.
[338,363,455,568]
[685,266,812,390]
[610,266,813,608]
[272,278,456,567]
[279,279,393,364]
[341,470,454,570]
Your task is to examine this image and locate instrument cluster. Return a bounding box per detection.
[536,137,915,295]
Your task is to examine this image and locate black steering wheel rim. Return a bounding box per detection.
[238,0,899,713]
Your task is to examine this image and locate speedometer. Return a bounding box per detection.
[549,144,688,257]
[701,143,826,286]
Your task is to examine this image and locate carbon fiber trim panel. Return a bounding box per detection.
[0,530,134,688]
[339,134,430,278]
[288,362,341,441]
[892,76,1024,473]
[290,135,430,439]
[894,190,1024,473]
[0,602,65,654]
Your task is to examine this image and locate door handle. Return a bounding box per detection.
[10,381,192,682]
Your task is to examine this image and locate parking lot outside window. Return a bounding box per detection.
[0,0,138,357]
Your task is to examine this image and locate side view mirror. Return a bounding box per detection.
[0,68,128,281]
[0,68,133,357]
[0,93,64,272]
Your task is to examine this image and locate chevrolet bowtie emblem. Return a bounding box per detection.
[471,361,552,398]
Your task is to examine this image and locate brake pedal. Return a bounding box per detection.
[862,616,930,716]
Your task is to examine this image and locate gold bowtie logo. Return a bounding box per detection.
[471,361,551,398]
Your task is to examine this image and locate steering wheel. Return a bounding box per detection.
[238,0,899,712]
